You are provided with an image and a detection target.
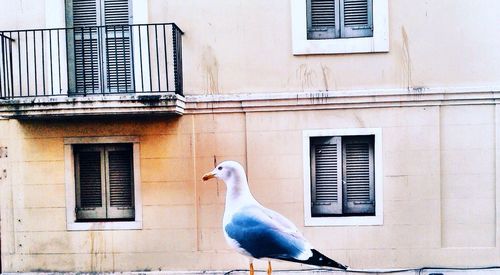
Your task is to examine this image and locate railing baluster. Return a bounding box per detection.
[121,25,128,93]
[17,31,21,97]
[114,25,119,94]
[129,25,135,93]
[163,24,169,92]
[49,30,54,95]
[25,31,29,96]
[9,33,14,98]
[33,30,38,96]
[57,30,62,95]
[146,25,152,92]
[1,35,5,98]
[90,27,95,94]
[138,25,144,92]
[41,30,46,95]
[155,24,160,92]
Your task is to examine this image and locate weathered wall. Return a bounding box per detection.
[0,104,499,272]
[0,0,499,94]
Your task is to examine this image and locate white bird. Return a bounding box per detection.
[202,161,347,275]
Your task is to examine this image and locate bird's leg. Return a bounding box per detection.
[249,262,254,275]
[267,261,272,275]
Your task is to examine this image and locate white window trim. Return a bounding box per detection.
[64,136,142,231]
[291,0,389,55]
[303,128,383,226]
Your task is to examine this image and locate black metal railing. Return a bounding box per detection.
[0,23,183,99]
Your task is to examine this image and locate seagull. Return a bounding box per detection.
[202,160,348,275]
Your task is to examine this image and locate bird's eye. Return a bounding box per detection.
[218,166,223,170]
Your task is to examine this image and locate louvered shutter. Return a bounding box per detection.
[105,144,135,219]
[311,137,343,216]
[69,0,101,94]
[307,0,340,39]
[340,0,373,38]
[75,146,106,220]
[103,0,133,93]
[342,136,375,215]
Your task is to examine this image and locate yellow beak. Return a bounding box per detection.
[202,172,216,181]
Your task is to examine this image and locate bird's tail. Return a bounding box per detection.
[283,249,348,270]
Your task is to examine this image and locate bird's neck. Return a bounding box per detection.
[224,178,258,214]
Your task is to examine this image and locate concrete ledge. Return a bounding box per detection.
[0,93,185,119]
[185,86,500,114]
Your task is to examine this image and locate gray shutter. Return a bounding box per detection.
[105,144,135,219]
[340,0,373,38]
[70,0,101,94]
[75,147,106,220]
[307,0,340,39]
[342,136,375,214]
[311,137,342,216]
[103,0,133,93]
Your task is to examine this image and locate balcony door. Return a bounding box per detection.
[66,0,133,94]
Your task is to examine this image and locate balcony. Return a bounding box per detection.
[0,23,184,118]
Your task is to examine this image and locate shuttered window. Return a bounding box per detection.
[310,135,375,216]
[74,144,134,221]
[66,0,132,94]
[307,0,373,39]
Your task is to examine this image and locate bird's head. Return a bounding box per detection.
[202,160,246,184]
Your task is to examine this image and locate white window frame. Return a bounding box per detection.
[64,136,142,231]
[291,0,389,55]
[303,128,383,226]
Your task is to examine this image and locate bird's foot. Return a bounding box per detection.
[267,261,272,275]
[249,262,254,275]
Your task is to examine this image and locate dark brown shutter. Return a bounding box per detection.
[307,0,340,39]
[69,0,101,94]
[103,0,133,93]
[106,144,135,219]
[342,136,375,215]
[75,147,106,220]
[311,137,342,216]
[340,0,373,38]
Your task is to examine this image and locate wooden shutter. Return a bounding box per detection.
[70,0,101,94]
[105,144,135,219]
[103,0,133,93]
[307,0,340,39]
[340,0,373,38]
[311,137,342,216]
[75,146,106,220]
[342,136,375,215]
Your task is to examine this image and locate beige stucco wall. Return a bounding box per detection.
[0,0,499,272]
[0,0,499,94]
[1,104,499,272]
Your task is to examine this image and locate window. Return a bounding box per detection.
[303,129,383,226]
[64,137,142,230]
[310,135,374,216]
[74,144,134,221]
[307,0,373,40]
[66,0,133,94]
[291,0,389,55]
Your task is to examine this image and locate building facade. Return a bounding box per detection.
[0,0,499,272]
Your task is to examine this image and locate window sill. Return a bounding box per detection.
[293,36,389,55]
[305,215,383,227]
[67,220,142,231]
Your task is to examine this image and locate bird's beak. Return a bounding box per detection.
[202,171,216,181]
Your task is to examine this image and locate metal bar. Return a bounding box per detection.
[105,26,110,94]
[138,25,144,92]
[41,30,46,95]
[33,30,38,95]
[154,24,160,91]
[0,23,182,33]
[146,25,152,92]
[81,27,86,95]
[25,31,29,95]
[9,35,14,97]
[49,30,54,95]
[114,25,119,93]
[57,29,62,95]
[1,36,5,97]
[99,26,105,95]
[121,25,128,93]
[90,27,95,94]
[0,33,14,42]
[17,31,22,97]
[129,25,135,93]
[163,24,169,92]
